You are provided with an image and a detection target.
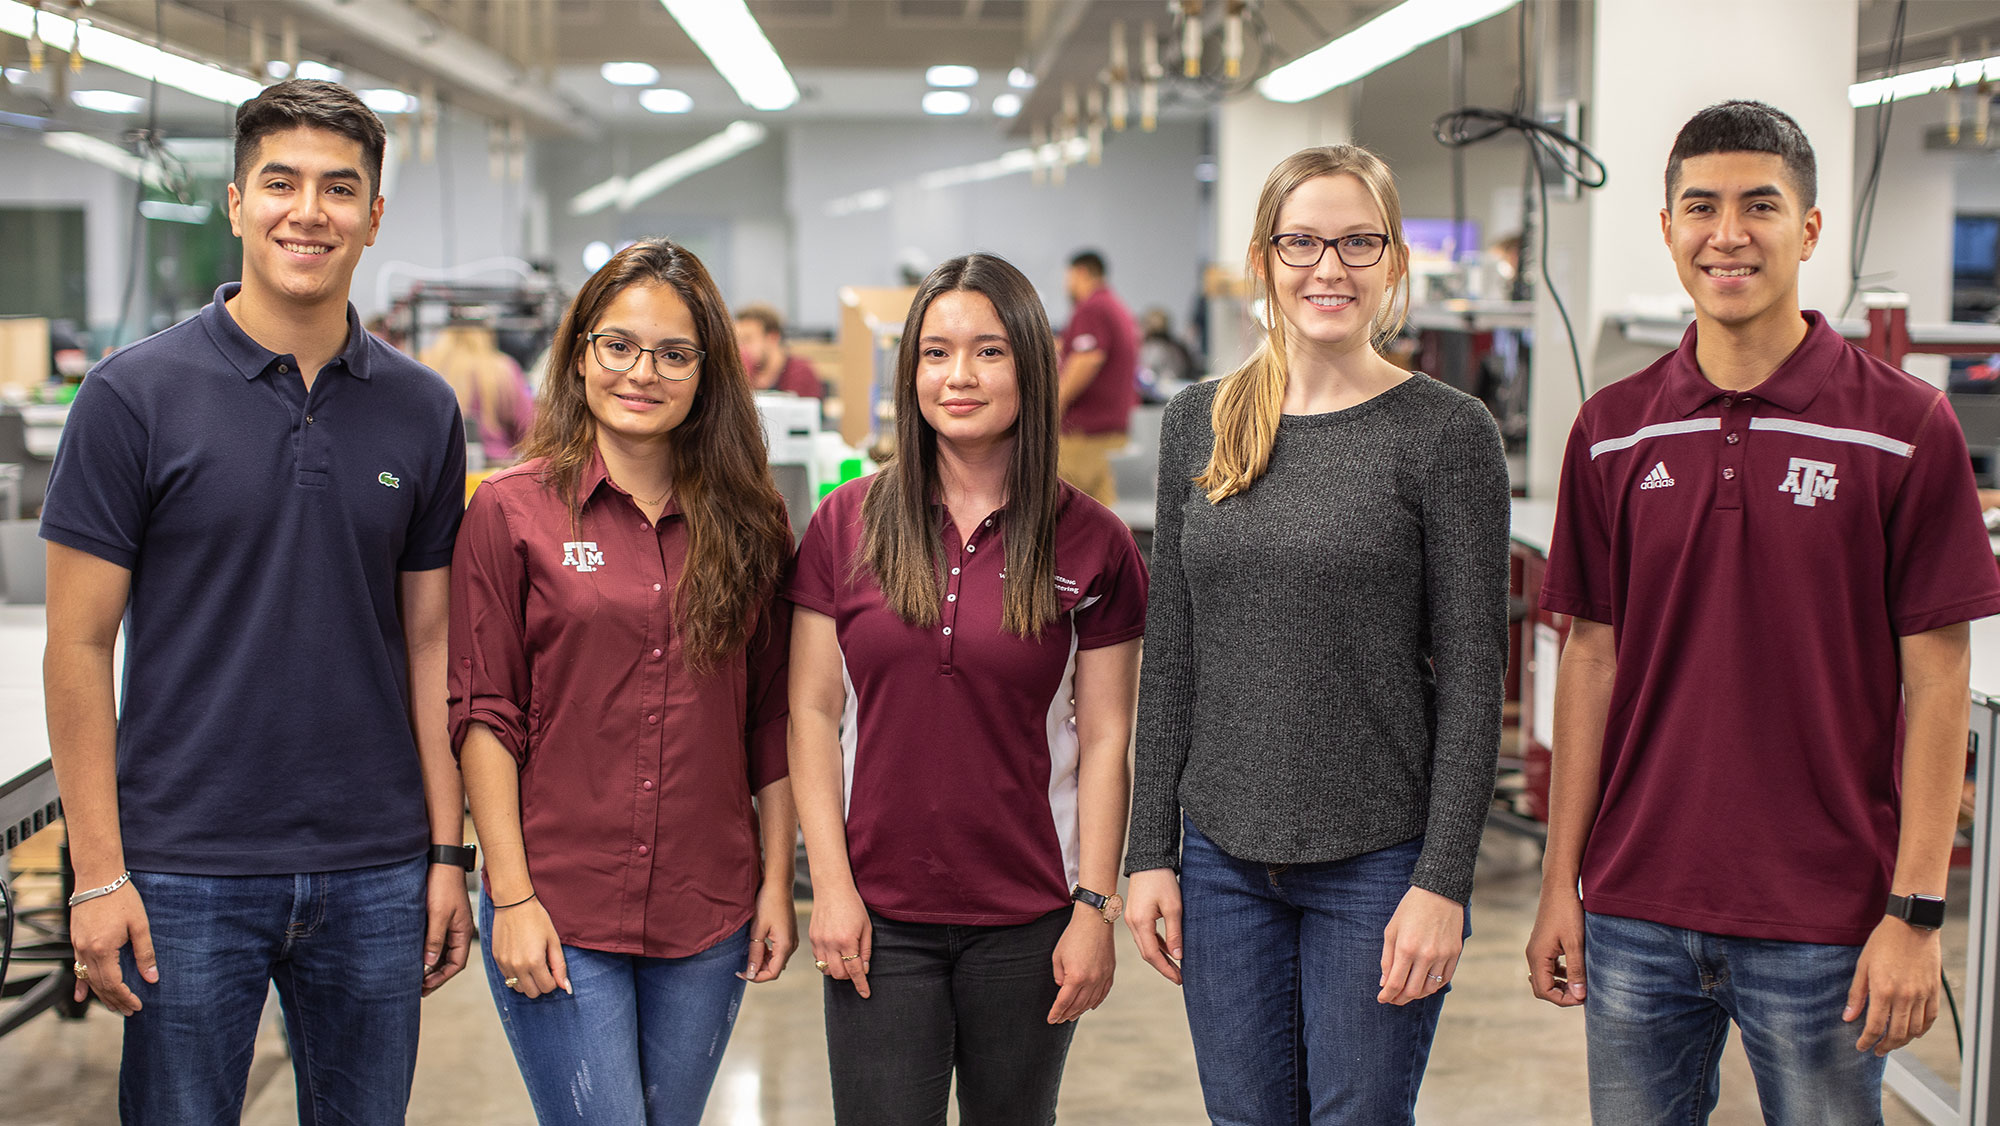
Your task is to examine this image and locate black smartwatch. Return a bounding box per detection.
[428,844,478,871]
[1886,893,1946,931]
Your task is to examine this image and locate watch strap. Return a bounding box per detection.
[429,843,478,871]
[1886,892,1946,930]
[1070,885,1109,910]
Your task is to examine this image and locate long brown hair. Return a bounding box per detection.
[519,238,792,672]
[1196,145,1412,502]
[859,253,1060,638]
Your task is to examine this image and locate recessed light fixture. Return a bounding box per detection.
[70,89,145,114]
[360,89,417,115]
[922,90,973,116]
[582,241,613,272]
[639,88,694,114]
[1008,67,1036,89]
[264,60,291,79]
[926,64,978,88]
[601,61,661,87]
[991,93,1021,118]
[295,61,344,83]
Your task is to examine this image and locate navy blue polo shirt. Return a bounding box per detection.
[41,284,466,875]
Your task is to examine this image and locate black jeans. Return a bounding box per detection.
[824,907,1077,1126]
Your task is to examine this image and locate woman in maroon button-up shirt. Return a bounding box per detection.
[448,238,798,1125]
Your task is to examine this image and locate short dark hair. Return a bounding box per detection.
[233,80,387,197]
[1068,250,1107,278]
[1665,100,1817,210]
[734,303,784,338]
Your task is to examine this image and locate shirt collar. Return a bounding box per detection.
[200,282,374,383]
[581,447,684,518]
[1665,310,1841,417]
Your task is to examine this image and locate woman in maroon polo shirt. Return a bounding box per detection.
[788,253,1147,1125]
[448,238,798,1126]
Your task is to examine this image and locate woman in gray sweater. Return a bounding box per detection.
[1123,145,1510,1124]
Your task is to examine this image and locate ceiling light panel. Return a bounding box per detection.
[926,64,978,88]
[1257,0,1519,104]
[71,89,145,114]
[602,61,662,86]
[0,1,263,105]
[640,88,694,114]
[1850,55,2000,107]
[659,0,799,111]
[922,90,973,115]
[991,92,1021,118]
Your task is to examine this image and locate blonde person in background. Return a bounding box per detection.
[424,312,536,465]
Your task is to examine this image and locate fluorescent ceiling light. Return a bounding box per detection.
[916,137,1089,191]
[265,60,291,79]
[601,61,660,86]
[139,199,212,224]
[360,88,418,115]
[4,67,29,83]
[0,1,264,104]
[922,90,973,115]
[569,120,768,215]
[1850,55,2000,107]
[639,87,694,114]
[659,0,798,111]
[926,64,978,88]
[43,131,170,186]
[295,61,344,83]
[1008,67,1036,89]
[992,92,1021,118]
[582,240,613,272]
[1257,0,1519,103]
[824,187,891,218]
[71,89,145,114]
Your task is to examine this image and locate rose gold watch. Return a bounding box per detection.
[1071,884,1125,923]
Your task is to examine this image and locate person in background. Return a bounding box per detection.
[1124,144,1510,1125]
[42,78,473,1123]
[788,252,1146,1125]
[424,311,536,465]
[451,237,798,1125]
[1526,100,2000,1124]
[734,302,824,398]
[1056,249,1141,506]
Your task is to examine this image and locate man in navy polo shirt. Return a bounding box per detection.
[42,79,471,1122]
[1526,100,2000,1123]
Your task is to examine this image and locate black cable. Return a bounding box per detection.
[0,871,14,996]
[1845,0,1908,319]
[1943,968,1962,1056]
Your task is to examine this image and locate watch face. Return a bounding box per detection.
[1906,895,1947,930]
[1102,893,1125,923]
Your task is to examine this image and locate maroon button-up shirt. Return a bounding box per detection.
[449,453,790,958]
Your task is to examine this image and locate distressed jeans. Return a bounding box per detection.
[479,893,749,1126]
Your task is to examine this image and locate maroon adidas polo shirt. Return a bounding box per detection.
[1543,312,2000,945]
[787,476,1147,925]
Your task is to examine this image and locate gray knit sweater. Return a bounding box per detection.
[1124,375,1511,904]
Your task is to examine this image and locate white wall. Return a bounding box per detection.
[1961,150,2000,211]
[0,133,141,339]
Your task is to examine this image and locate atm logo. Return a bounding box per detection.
[561,542,605,572]
[1639,461,1675,490]
[1778,458,1838,507]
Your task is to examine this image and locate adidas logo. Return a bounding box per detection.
[1640,461,1676,490]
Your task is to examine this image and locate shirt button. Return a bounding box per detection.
[653,583,662,592]
[651,648,662,658]
[948,593,957,602]
[1722,467,1736,480]
[942,627,952,636]
[637,845,650,856]
[305,415,314,424]
[1725,432,1739,445]
[951,567,960,576]
[647,714,658,724]
[984,518,992,526]
[278,363,290,373]
[967,544,976,553]
[642,780,654,791]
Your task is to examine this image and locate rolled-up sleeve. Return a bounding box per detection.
[744,573,793,792]
[448,483,532,763]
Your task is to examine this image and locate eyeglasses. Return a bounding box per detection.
[1268,232,1391,270]
[585,333,703,380]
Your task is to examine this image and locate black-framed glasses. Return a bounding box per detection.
[1268,232,1391,270]
[585,333,703,380]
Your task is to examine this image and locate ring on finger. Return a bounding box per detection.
[1430,974,1446,982]
[814,960,829,971]
[840,953,860,961]
[504,976,520,989]
[72,961,89,980]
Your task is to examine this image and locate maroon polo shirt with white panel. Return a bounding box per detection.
[1543,311,2000,945]
[787,476,1148,926]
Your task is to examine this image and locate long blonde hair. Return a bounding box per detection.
[1195,145,1411,502]
[424,322,525,448]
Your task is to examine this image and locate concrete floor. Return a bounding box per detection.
[0,830,1965,1125]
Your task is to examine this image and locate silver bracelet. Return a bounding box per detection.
[68,871,132,908]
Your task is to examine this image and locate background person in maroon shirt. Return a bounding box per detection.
[449,238,799,1125]
[1056,250,1141,505]
[1527,102,2000,1124]
[788,253,1146,1125]
[734,302,824,398]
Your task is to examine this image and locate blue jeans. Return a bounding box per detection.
[479,893,749,1126]
[822,907,1076,1126]
[1179,817,1456,1125]
[117,858,428,1125]
[1583,912,1887,1125]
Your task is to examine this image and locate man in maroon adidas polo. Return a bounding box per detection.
[1526,100,2000,1124]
